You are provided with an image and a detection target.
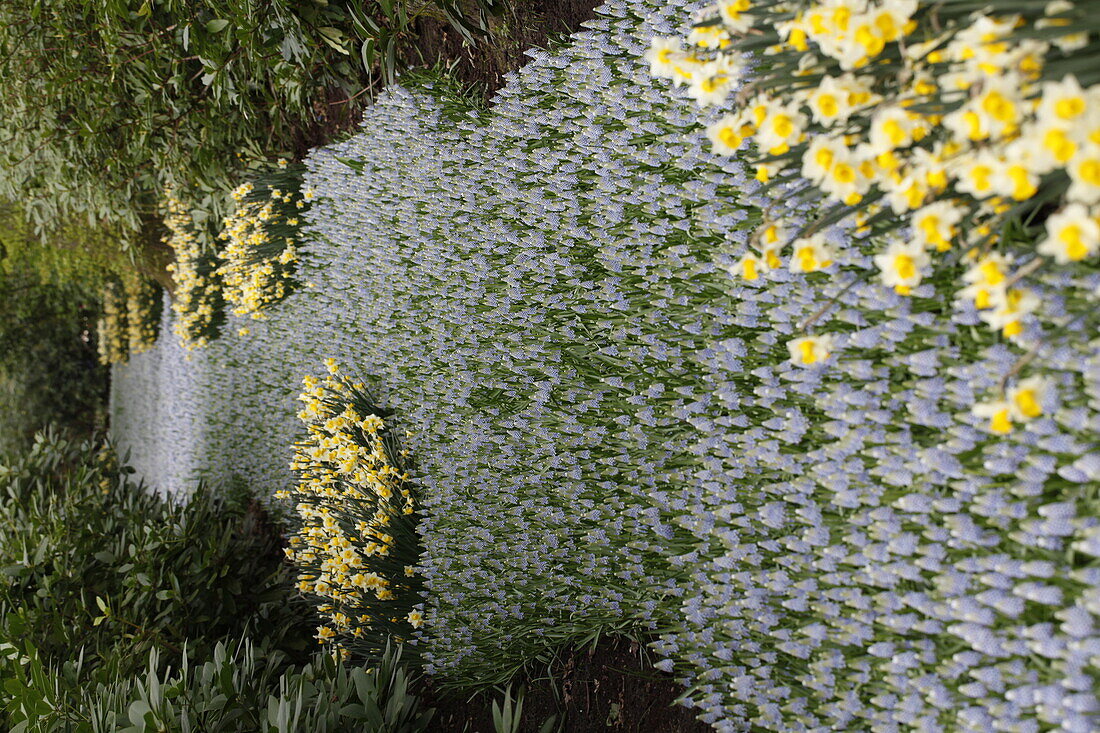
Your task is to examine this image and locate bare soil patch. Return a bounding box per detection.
[425,636,712,732]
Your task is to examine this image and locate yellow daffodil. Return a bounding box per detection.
[787,334,836,367]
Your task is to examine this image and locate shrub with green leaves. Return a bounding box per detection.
[0,201,132,289]
[0,430,440,732]
[0,0,510,250]
[0,270,104,454]
[0,430,313,687]
[1,637,435,733]
[0,0,369,243]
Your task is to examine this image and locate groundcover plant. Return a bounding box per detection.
[110,291,212,496]
[112,0,1100,730]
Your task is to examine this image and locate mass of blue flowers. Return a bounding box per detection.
[111,1,1100,730]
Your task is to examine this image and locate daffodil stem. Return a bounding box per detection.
[1003,256,1044,291]
[998,343,1042,395]
[998,311,1085,393]
[799,276,860,333]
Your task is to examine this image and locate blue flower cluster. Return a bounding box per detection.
[111,0,1100,730]
[110,291,210,496]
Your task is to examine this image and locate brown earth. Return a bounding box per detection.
[287,0,605,159]
[411,0,605,102]
[423,636,712,733]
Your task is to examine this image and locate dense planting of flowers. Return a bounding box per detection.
[96,273,161,364]
[162,162,312,348]
[122,270,162,356]
[96,279,129,365]
[109,291,211,497]
[283,359,424,661]
[111,1,1100,730]
[649,0,1100,438]
[217,162,310,325]
[162,188,225,351]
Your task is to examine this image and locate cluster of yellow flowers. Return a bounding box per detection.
[96,280,129,365]
[122,270,161,356]
[96,274,161,365]
[161,161,313,347]
[281,358,423,659]
[162,187,224,351]
[649,0,1094,435]
[216,173,312,325]
[93,444,122,493]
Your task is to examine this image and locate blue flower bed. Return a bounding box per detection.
[113,1,1100,729]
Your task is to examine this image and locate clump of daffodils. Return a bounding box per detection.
[96,279,130,365]
[162,187,225,350]
[96,273,162,364]
[121,270,162,356]
[282,358,424,661]
[650,0,1100,433]
[216,161,311,321]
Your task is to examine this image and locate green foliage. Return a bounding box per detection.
[0,201,134,289]
[1,637,435,732]
[346,0,504,87]
[0,430,437,732]
[491,684,523,733]
[489,684,559,733]
[0,0,510,250]
[0,430,314,691]
[0,0,368,244]
[399,64,491,123]
[428,0,506,46]
[0,267,105,454]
